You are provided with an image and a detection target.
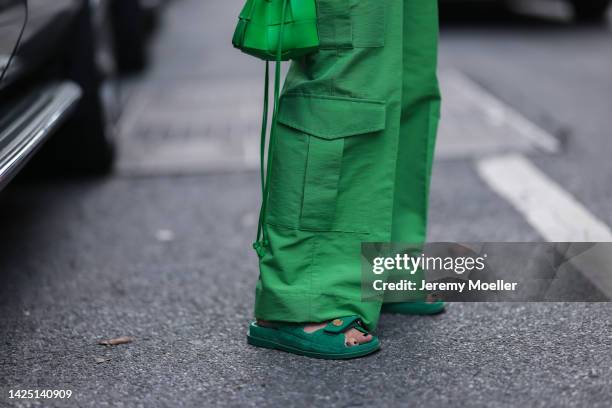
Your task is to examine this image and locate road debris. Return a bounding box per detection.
[98,336,135,346]
[95,357,111,364]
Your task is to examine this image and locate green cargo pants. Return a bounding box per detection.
[254,0,441,329]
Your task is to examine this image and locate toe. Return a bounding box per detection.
[345,328,373,346]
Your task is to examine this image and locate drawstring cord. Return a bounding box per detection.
[253,62,269,258]
[253,0,289,259]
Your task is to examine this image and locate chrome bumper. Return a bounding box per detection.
[0,81,82,190]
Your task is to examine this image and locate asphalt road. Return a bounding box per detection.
[1,1,612,407]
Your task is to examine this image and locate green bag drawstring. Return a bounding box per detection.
[253,0,289,259]
[253,62,269,258]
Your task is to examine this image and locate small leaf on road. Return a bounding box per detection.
[95,357,111,364]
[98,336,135,346]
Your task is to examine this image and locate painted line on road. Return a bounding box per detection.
[441,69,561,156]
[476,153,612,297]
[476,154,612,242]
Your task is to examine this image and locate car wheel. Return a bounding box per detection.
[111,0,148,73]
[570,0,611,22]
[37,0,117,175]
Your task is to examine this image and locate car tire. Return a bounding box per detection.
[570,0,610,22]
[111,0,148,73]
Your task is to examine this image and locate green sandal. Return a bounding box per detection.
[381,300,446,315]
[247,316,380,360]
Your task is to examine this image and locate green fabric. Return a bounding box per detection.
[247,316,380,359]
[254,0,441,330]
[381,300,446,316]
[233,0,320,61]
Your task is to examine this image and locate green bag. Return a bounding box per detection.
[232,0,320,61]
[232,0,319,258]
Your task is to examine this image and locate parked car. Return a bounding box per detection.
[569,0,611,21]
[0,0,160,191]
[442,0,611,22]
[110,0,148,72]
[141,0,166,33]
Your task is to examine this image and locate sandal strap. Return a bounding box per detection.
[323,316,368,334]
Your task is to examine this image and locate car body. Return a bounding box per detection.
[0,0,85,189]
[0,0,159,191]
[441,0,611,22]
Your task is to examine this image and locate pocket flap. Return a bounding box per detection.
[277,95,386,140]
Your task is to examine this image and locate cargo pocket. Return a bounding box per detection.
[266,94,386,232]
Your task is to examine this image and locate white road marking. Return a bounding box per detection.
[476,154,612,242]
[476,153,612,297]
[438,69,561,158]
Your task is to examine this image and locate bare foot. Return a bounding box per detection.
[257,320,373,347]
